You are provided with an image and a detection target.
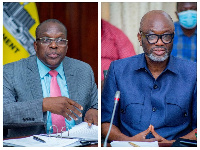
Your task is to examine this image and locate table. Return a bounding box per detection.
[101,142,172,147]
[3,136,98,147]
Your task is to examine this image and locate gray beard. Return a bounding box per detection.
[147,53,169,62]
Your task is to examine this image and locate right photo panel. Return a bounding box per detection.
[101,2,197,147]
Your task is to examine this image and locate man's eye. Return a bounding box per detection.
[56,38,63,42]
[148,35,157,40]
[43,38,50,42]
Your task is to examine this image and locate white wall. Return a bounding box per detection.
[101,2,177,54]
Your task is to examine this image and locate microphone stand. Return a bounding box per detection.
[103,91,120,147]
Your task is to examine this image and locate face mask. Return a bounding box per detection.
[178,10,197,29]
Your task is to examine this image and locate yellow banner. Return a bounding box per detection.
[3,2,40,65]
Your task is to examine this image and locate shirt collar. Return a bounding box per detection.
[37,57,65,79]
[164,55,179,74]
[132,53,148,71]
[175,22,197,36]
[133,53,178,74]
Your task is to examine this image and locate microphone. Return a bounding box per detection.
[103,91,120,147]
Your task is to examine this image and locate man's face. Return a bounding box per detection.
[138,14,174,62]
[34,22,68,69]
[177,2,197,13]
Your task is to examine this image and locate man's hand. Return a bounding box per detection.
[84,108,98,126]
[43,96,83,121]
[129,125,155,142]
[150,125,175,143]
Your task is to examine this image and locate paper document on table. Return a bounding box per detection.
[55,122,98,140]
[3,135,78,147]
[111,141,159,147]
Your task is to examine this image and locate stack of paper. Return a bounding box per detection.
[110,141,159,147]
[3,135,78,147]
[3,122,98,147]
[52,122,98,140]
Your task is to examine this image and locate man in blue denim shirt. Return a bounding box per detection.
[171,2,197,62]
[101,10,197,144]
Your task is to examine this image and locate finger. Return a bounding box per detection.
[85,115,98,126]
[65,108,79,121]
[63,113,72,121]
[67,104,82,118]
[85,119,93,126]
[151,126,164,142]
[84,117,93,126]
[141,126,151,135]
[149,124,153,131]
[144,138,156,142]
[93,115,98,126]
[67,98,83,110]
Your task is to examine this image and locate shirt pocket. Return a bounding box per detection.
[121,94,144,126]
[165,97,188,127]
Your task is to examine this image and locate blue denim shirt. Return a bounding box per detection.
[171,22,197,62]
[101,53,197,140]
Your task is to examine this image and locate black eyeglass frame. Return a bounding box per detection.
[140,32,174,44]
[36,37,68,46]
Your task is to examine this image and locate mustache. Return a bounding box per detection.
[150,46,168,52]
[46,52,60,57]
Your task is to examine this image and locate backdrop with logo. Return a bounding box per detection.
[3,2,40,65]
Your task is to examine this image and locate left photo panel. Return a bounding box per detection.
[3,2,98,147]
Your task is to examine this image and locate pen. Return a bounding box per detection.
[33,136,46,143]
[129,142,140,147]
[79,140,98,147]
[180,140,197,145]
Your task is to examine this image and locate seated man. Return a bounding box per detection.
[3,19,98,138]
[171,2,197,62]
[101,10,196,143]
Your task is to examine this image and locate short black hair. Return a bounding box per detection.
[177,2,197,11]
[36,19,67,38]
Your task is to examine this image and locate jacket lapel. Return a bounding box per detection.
[26,56,43,99]
[63,57,78,100]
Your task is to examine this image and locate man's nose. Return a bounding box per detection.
[49,40,58,48]
[155,37,164,46]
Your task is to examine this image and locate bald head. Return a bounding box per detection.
[139,10,174,32]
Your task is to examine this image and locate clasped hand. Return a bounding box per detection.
[130,125,174,143]
[43,96,98,126]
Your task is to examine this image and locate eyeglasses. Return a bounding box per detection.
[140,32,174,44]
[36,37,68,46]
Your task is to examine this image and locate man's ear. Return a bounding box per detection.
[137,32,142,46]
[175,11,179,20]
[33,41,38,53]
[65,43,68,54]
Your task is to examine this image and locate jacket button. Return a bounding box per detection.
[121,109,124,113]
[152,107,157,112]
[184,112,188,117]
[153,85,158,89]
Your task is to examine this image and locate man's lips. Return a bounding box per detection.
[47,53,59,58]
[152,48,166,56]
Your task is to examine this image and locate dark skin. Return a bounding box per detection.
[34,22,98,126]
[175,2,197,37]
[102,10,196,143]
[138,10,174,79]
